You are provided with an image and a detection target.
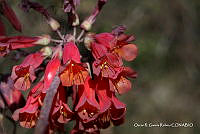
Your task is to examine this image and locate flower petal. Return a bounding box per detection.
[117,44,138,61]
[60,61,88,86]
[63,42,80,64]
[122,67,137,78]
[110,94,126,120]
[75,77,100,123]
[96,78,111,113]
[91,43,107,59]
[21,52,44,69]
[95,33,114,49]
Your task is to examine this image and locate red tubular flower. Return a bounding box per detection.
[94,33,114,49]
[95,77,112,129]
[109,94,126,125]
[75,77,100,123]
[0,77,25,113]
[93,53,123,79]
[47,84,74,133]
[95,93,126,129]
[71,91,126,133]
[112,34,138,61]
[8,35,51,49]
[95,76,126,128]
[109,67,137,94]
[96,77,112,113]
[43,56,60,92]
[71,120,100,134]
[60,42,88,86]
[12,81,45,128]
[0,35,51,57]
[11,65,35,91]
[11,52,44,91]
[78,77,126,130]
[21,52,45,68]
[1,0,22,32]
[63,42,81,64]
[90,42,108,60]
[94,32,138,61]
[60,60,88,86]
[51,85,73,124]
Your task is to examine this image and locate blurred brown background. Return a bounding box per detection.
[0,0,200,134]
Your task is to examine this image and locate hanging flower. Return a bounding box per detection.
[75,77,100,123]
[12,81,45,128]
[109,67,137,94]
[60,42,88,86]
[51,85,73,124]
[11,52,44,91]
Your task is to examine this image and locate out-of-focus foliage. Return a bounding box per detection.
[0,0,200,134]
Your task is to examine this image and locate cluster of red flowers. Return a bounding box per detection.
[6,31,137,133]
[0,0,138,133]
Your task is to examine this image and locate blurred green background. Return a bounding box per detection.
[1,0,200,134]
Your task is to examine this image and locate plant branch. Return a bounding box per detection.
[34,72,60,134]
[50,39,63,43]
[20,0,50,19]
[81,0,108,31]
[73,27,77,38]
[56,30,65,41]
[76,30,85,42]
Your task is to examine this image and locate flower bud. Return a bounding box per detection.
[52,45,63,60]
[72,13,80,26]
[81,19,92,31]
[35,35,51,45]
[40,46,52,57]
[84,33,95,50]
[48,18,60,31]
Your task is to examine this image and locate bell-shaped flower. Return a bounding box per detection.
[12,81,45,128]
[60,42,88,86]
[109,94,126,126]
[11,65,35,91]
[90,42,108,60]
[51,85,73,124]
[109,67,137,94]
[75,77,100,123]
[11,52,44,91]
[70,119,100,134]
[94,32,138,61]
[93,53,122,79]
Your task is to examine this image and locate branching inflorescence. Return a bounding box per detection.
[0,0,138,133]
